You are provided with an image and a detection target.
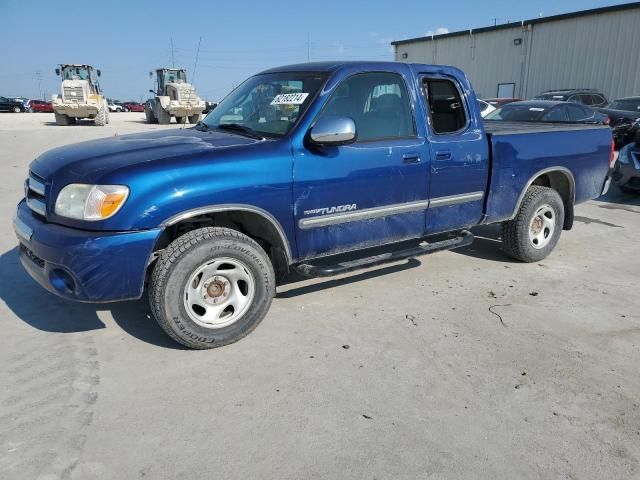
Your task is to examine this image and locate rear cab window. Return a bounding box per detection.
[423,78,468,134]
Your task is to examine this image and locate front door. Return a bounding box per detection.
[293,71,431,260]
[421,75,489,232]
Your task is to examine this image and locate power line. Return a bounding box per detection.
[192,36,202,84]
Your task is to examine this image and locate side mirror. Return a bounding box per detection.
[309,115,356,146]
[55,68,60,76]
[97,69,101,77]
[149,89,155,94]
[149,72,153,78]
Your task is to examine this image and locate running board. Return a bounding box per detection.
[293,230,474,278]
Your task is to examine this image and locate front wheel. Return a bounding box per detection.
[502,185,565,262]
[149,227,276,349]
[13,106,22,113]
[94,104,108,126]
[188,113,201,124]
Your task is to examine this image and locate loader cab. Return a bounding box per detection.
[154,68,187,96]
[56,64,102,94]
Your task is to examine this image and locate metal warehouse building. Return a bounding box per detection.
[392,2,640,101]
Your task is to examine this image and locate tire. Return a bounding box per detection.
[188,114,201,124]
[13,106,22,113]
[502,185,565,263]
[54,112,72,125]
[94,103,108,126]
[149,227,276,349]
[155,104,171,125]
[176,116,186,124]
[144,106,157,124]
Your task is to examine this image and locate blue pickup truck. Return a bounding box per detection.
[14,62,614,349]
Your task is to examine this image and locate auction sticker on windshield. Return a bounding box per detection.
[270,93,309,105]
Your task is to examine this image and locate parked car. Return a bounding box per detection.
[13,61,613,349]
[534,89,608,107]
[485,98,521,108]
[203,101,218,114]
[28,100,54,113]
[122,102,145,112]
[478,99,496,118]
[485,100,609,124]
[107,101,123,113]
[612,126,640,193]
[597,97,640,148]
[0,96,27,112]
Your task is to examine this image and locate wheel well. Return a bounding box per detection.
[152,210,291,280]
[530,171,574,230]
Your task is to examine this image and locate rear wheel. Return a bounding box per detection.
[144,105,156,123]
[502,186,564,262]
[156,104,171,124]
[149,227,275,349]
[188,114,201,124]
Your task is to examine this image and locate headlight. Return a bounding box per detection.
[55,184,129,220]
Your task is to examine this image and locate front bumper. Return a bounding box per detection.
[53,103,99,118]
[612,145,640,190]
[13,200,162,302]
[165,102,204,117]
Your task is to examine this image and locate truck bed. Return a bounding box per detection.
[483,121,612,224]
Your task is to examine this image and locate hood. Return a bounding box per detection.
[30,128,261,182]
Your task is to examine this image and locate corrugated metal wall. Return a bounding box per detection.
[395,7,640,101]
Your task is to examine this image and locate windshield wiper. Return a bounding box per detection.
[194,121,209,132]
[216,123,265,140]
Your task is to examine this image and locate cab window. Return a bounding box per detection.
[319,72,416,141]
[424,78,467,134]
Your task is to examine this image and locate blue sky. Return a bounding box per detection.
[0,0,632,101]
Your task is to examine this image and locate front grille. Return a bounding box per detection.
[20,244,45,268]
[178,87,197,102]
[26,170,48,218]
[63,85,85,103]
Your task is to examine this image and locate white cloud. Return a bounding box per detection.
[425,27,449,37]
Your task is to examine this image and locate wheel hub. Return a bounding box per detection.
[184,257,256,329]
[202,276,229,304]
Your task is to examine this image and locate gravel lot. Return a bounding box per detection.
[1,112,639,480]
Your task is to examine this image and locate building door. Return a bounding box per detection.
[497,83,515,98]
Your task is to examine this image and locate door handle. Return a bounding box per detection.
[403,153,421,164]
[435,151,452,161]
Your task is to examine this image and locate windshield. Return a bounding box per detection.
[202,72,328,138]
[485,105,549,122]
[161,69,187,84]
[607,99,640,111]
[62,66,90,81]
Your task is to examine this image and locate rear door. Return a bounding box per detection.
[421,75,489,233]
[292,71,431,259]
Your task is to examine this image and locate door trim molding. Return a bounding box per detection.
[298,199,430,230]
[298,191,485,230]
[429,191,484,208]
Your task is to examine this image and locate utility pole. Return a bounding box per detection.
[171,37,175,67]
[35,70,43,100]
[192,36,202,84]
[307,33,310,62]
